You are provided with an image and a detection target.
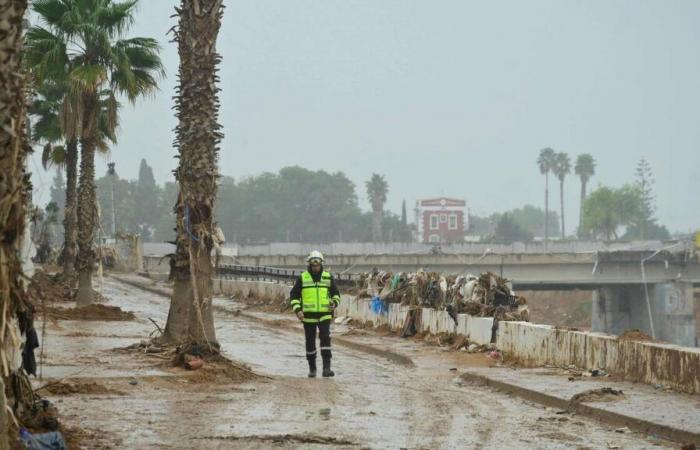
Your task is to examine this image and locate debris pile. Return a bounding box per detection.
[42,304,136,322]
[358,269,529,321]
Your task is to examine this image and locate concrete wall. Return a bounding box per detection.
[497,321,700,394]
[215,279,289,300]
[593,282,697,347]
[206,278,700,394]
[335,297,495,345]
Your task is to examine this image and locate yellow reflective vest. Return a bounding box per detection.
[291,271,340,323]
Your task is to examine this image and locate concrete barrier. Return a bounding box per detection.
[207,279,700,394]
[215,279,289,300]
[335,297,495,345]
[497,321,700,394]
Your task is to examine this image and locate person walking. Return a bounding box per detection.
[290,251,341,377]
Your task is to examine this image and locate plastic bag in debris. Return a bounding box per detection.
[19,428,67,450]
[370,296,388,315]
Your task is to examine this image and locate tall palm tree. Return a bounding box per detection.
[29,80,121,279]
[552,152,571,239]
[163,0,224,349]
[366,173,388,243]
[537,148,555,245]
[27,0,163,306]
[29,81,79,278]
[0,0,30,445]
[574,153,596,238]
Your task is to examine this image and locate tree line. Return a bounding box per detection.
[537,149,669,242]
[44,161,413,244]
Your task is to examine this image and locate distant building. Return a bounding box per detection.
[414,197,468,243]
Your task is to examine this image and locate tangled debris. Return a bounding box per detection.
[618,329,654,342]
[569,387,624,407]
[359,269,530,322]
[114,340,262,384]
[40,380,125,396]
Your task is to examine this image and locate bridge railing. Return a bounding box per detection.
[216,263,360,287]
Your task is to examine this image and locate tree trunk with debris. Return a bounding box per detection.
[75,95,100,306]
[163,0,224,349]
[62,138,78,278]
[0,0,30,447]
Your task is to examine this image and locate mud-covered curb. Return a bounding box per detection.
[460,371,700,446]
[111,274,415,368]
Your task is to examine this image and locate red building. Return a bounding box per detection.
[414,198,467,243]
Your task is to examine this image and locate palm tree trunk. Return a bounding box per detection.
[75,97,99,306]
[578,179,586,238]
[560,179,565,239]
[371,207,382,243]
[544,172,549,248]
[0,1,30,447]
[163,0,223,349]
[62,138,78,278]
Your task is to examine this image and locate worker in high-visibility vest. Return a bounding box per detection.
[290,251,341,377]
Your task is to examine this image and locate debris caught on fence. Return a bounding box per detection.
[358,269,529,322]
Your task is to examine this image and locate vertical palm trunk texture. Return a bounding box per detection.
[578,180,586,237]
[559,180,565,239]
[62,139,78,278]
[0,1,30,447]
[75,95,100,306]
[544,173,549,248]
[163,0,224,349]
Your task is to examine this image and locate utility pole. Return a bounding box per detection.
[107,162,117,237]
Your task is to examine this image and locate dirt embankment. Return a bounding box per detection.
[29,269,136,321]
[520,290,593,329]
[42,304,136,321]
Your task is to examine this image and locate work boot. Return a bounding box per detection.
[322,359,334,378]
[307,360,317,378]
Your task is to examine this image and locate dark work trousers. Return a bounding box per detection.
[303,320,332,367]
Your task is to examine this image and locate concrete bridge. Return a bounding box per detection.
[142,240,700,346]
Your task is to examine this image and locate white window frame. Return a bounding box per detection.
[440,214,447,223]
[429,234,440,243]
[430,214,439,230]
[448,214,458,230]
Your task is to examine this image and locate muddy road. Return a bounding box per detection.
[36,277,671,449]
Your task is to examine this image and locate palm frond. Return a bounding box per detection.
[97,0,137,37]
[32,0,71,28]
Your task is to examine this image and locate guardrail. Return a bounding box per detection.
[216,264,360,287]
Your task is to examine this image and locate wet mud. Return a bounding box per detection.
[33,276,675,449]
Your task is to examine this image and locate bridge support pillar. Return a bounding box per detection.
[592,282,696,347]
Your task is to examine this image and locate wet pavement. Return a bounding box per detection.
[35,277,675,449]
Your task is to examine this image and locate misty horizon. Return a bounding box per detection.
[29,0,700,234]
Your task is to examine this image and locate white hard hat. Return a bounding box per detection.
[307,250,324,263]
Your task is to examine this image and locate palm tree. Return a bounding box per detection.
[29,81,79,278]
[552,152,571,239]
[574,153,596,238]
[27,0,163,306]
[162,0,224,349]
[366,174,388,243]
[0,0,30,445]
[537,148,555,245]
[29,80,121,279]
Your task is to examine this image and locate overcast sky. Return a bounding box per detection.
[30,0,700,233]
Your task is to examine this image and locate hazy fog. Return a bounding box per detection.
[30,0,700,233]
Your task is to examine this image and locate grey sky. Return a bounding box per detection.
[31,0,700,233]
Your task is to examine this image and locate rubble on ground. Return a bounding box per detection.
[357,269,529,321]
